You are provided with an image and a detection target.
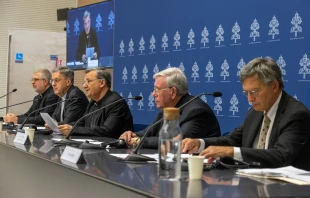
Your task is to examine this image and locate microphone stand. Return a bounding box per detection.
[124,92,222,162]
[17,97,80,132]
[0,99,39,110]
[0,89,17,100]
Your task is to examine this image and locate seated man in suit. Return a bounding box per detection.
[182,57,310,171]
[119,67,221,149]
[45,66,89,126]
[57,68,134,138]
[3,68,59,125]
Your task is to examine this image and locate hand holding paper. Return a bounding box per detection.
[40,113,62,134]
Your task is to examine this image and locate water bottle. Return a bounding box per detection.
[158,107,182,180]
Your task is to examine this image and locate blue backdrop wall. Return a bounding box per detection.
[113,0,310,134]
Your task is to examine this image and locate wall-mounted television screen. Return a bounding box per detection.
[66,0,114,70]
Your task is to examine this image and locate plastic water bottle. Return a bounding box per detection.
[158,108,182,180]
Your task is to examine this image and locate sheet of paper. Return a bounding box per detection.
[89,141,104,145]
[237,166,310,185]
[51,138,98,143]
[40,113,61,133]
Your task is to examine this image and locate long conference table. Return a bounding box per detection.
[1,130,310,198]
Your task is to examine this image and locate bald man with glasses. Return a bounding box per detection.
[119,67,221,149]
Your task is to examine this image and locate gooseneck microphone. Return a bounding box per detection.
[0,98,40,110]
[124,92,222,162]
[54,96,143,147]
[17,97,80,132]
[0,98,40,123]
[0,88,17,100]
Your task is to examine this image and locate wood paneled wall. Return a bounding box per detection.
[78,0,107,7]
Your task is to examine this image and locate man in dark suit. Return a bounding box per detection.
[182,57,310,170]
[3,69,59,125]
[76,10,100,62]
[47,66,89,126]
[119,67,221,149]
[57,68,133,139]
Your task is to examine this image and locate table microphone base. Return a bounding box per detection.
[53,138,82,147]
[124,153,156,162]
[7,128,24,134]
[79,142,105,149]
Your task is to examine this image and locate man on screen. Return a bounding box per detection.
[76,10,100,62]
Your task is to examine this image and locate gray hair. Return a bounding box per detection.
[83,11,91,20]
[52,66,74,84]
[85,67,111,89]
[153,67,188,96]
[34,68,51,85]
[240,57,284,89]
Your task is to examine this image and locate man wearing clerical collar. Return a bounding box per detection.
[3,68,58,125]
[58,67,134,138]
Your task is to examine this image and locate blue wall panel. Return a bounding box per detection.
[113,0,310,134]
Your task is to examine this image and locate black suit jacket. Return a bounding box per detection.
[203,91,310,170]
[72,90,134,138]
[76,28,100,61]
[17,86,59,125]
[52,85,89,125]
[136,94,221,148]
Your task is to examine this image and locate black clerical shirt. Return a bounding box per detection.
[17,86,59,125]
[70,90,134,138]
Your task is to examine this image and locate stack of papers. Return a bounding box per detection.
[237,166,310,185]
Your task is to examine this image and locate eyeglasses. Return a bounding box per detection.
[31,78,45,82]
[153,87,172,95]
[242,88,261,97]
[83,79,101,85]
[51,78,65,84]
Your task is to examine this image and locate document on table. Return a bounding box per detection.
[109,154,209,163]
[40,113,61,134]
[237,166,310,185]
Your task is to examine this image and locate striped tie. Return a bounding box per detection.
[257,113,271,149]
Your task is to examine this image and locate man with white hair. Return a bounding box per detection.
[120,67,221,148]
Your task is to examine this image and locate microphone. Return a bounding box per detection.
[79,139,128,149]
[54,96,143,147]
[124,92,222,162]
[0,98,40,123]
[0,88,17,100]
[0,98,40,110]
[101,139,128,148]
[17,97,80,132]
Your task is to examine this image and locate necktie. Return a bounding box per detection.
[60,98,65,122]
[257,113,271,149]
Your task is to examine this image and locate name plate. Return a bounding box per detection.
[13,132,31,145]
[88,59,98,68]
[60,146,86,164]
[13,142,27,151]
